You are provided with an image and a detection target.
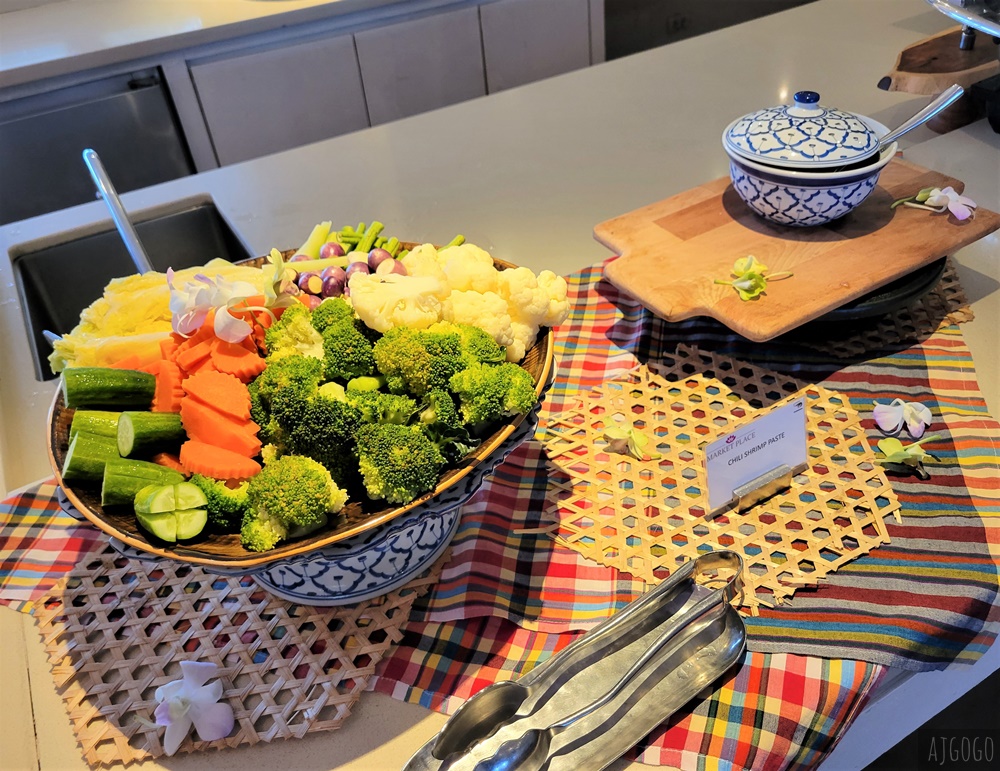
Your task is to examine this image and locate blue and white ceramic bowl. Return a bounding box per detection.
[722,103,896,227]
[724,140,896,227]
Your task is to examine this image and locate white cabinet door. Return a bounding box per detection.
[190,34,369,166]
[355,6,485,126]
[480,0,592,93]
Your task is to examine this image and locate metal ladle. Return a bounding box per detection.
[876,84,965,150]
[825,84,965,175]
[470,590,724,771]
[82,148,154,275]
[42,150,156,347]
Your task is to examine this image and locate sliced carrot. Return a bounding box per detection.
[109,354,143,370]
[151,452,187,475]
[139,359,163,376]
[160,336,181,361]
[228,301,275,356]
[152,360,184,413]
[183,370,252,422]
[180,399,261,458]
[230,294,266,309]
[175,338,215,374]
[239,334,259,354]
[172,314,217,355]
[210,339,266,383]
[180,440,261,481]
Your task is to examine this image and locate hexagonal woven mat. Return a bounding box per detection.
[797,257,972,359]
[541,345,901,614]
[32,545,443,768]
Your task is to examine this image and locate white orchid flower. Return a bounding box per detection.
[893,186,977,221]
[166,269,260,342]
[872,398,932,439]
[153,661,234,756]
[923,186,977,221]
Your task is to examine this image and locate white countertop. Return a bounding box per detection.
[0,0,416,88]
[2,0,998,768]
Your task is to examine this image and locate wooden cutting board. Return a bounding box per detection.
[597,158,999,341]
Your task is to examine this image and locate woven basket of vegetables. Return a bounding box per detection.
[47,222,562,568]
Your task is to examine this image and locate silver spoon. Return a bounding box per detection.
[82,148,155,275]
[471,590,723,771]
[878,84,964,150]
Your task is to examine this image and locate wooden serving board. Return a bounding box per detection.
[597,158,1000,342]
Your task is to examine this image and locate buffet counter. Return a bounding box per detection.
[2,0,998,769]
[0,0,410,87]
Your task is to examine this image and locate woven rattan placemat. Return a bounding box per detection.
[32,545,444,767]
[795,257,972,358]
[542,345,901,614]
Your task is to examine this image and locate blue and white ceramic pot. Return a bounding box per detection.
[722,91,897,226]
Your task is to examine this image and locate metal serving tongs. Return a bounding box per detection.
[404,551,745,771]
[467,590,726,771]
[423,559,701,764]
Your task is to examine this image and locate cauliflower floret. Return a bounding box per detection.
[497,267,571,362]
[349,273,446,333]
[438,244,501,294]
[442,289,514,348]
[506,320,538,364]
[400,243,449,284]
[536,270,571,327]
[499,267,551,324]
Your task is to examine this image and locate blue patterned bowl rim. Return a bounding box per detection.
[723,91,884,169]
[723,138,896,186]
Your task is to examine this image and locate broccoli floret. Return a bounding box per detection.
[318,381,347,401]
[250,354,324,449]
[356,423,445,505]
[372,327,467,397]
[287,396,362,487]
[322,318,376,382]
[418,388,462,430]
[240,510,287,553]
[346,375,386,393]
[418,389,480,463]
[264,304,325,361]
[241,455,348,551]
[428,321,505,364]
[349,390,417,426]
[260,443,281,466]
[310,297,355,334]
[449,362,537,426]
[248,377,269,429]
[254,353,324,404]
[190,474,249,533]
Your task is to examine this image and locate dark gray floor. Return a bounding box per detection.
[862,667,1000,771]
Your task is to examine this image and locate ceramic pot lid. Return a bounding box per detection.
[723,91,880,169]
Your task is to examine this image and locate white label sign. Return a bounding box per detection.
[704,398,808,512]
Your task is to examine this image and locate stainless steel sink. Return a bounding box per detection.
[10,197,254,381]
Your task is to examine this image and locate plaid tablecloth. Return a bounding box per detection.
[375,617,885,770]
[0,480,104,613]
[387,260,1000,671]
[2,257,998,769]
